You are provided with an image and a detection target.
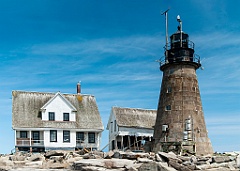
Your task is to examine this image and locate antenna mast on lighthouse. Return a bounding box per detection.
[161,9,169,57]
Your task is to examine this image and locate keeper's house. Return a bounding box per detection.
[12,84,103,152]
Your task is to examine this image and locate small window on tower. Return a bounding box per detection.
[169,68,174,74]
[167,87,172,93]
[165,105,171,111]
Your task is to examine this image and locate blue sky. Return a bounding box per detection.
[0,0,239,154]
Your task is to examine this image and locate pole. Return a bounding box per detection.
[161,9,169,57]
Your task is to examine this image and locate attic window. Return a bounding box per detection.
[49,112,55,121]
[63,113,69,121]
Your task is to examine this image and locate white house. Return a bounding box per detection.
[12,85,104,152]
[107,107,156,151]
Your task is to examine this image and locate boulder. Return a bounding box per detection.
[9,155,25,161]
[158,152,180,162]
[44,150,65,158]
[212,156,231,163]
[104,150,114,159]
[27,153,44,162]
[168,159,191,171]
[137,157,153,163]
[236,154,240,168]
[73,158,134,169]
[155,153,162,162]
[138,162,177,171]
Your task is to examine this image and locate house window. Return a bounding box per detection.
[49,112,55,121]
[63,113,69,121]
[88,132,95,143]
[110,122,113,133]
[76,132,84,142]
[50,130,57,142]
[63,131,70,142]
[114,120,116,132]
[32,131,40,143]
[165,105,171,111]
[20,131,27,138]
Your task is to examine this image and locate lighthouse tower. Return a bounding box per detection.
[153,15,213,155]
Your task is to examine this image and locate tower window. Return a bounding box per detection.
[167,87,172,93]
[165,105,171,111]
[169,69,174,74]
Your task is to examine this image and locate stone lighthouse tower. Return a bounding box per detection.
[153,15,213,155]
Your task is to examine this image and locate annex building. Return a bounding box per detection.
[107,107,156,151]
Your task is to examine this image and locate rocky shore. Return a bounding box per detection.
[0,150,240,171]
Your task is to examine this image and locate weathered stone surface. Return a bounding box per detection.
[9,155,25,161]
[177,155,190,162]
[113,151,121,158]
[236,154,240,168]
[49,156,64,162]
[155,153,162,162]
[92,151,104,158]
[104,150,114,159]
[27,154,44,162]
[0,150,239,170]
[138,162,162,171]
[138,162,177,171]
[137,157,153,163]
[122,152,150,160]
[158,152,179,161]
[73,158,134,169]
[168,159,191,171]
[25,161,43,168]
[212,156,231,163]
[45,150,65,158]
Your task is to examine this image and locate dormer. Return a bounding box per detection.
[40,92,77,122]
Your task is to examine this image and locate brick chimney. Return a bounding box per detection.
[77,82,81,94]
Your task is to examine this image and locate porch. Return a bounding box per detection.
[16,130,44,147]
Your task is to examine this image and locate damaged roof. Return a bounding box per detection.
[12,91,104,130]
[112,107,157,129]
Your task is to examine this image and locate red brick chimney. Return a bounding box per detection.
[77,82,81,94]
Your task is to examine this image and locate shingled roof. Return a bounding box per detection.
[12,91,104,130]
[112,107,157,129]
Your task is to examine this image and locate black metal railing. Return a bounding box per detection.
[164,40,195,51]
[158,54,201,67]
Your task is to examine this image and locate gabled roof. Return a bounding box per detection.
[40,92,77,111]
[12,91,104,130]
[110,107,157,129]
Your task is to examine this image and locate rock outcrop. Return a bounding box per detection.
[0,150,239,171]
